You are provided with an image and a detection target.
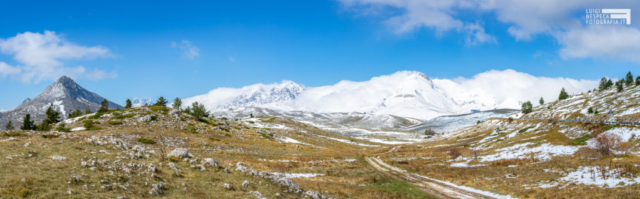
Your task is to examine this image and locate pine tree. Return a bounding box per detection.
[558,88,569,100]
[617,81,624,92]
[98,99,109,113]
[606,79,614,89]
[190,101,209,120]
[539,97,544,105]
[125,99,132,109]
[598,77,608,90]
[86,108,92,114]
[69,107,83,118]
[44,104,61,124]
[626,72,634,86]
[172,97,182,111]
[5,121,14,130]
[155,96,168,107]
[20,114,35,130]
[636,76,640,86]
[521,101,533,114]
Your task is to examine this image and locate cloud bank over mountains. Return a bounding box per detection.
[185,70,598,120]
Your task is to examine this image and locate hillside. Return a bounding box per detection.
[0,105,442,198]
[374,83,640,198]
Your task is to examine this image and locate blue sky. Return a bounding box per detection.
[1,0,640,110]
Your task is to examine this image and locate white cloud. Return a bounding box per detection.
[557,25,640,61]
[172,40,200,60]
[0,62,21,78]
[341,0,496,45]
[443,69,599,108]
[0,31,114,83]
[338,0,640,62]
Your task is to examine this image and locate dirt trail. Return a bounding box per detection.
[366,155,509,199]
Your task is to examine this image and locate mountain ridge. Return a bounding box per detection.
[0,76,122,129]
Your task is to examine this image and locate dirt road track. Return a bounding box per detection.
[366,155,513,199]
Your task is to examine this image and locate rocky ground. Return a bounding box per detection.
[0,106,434,198]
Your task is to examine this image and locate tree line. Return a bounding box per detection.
[4,96,210,131]
[521,71,638,115]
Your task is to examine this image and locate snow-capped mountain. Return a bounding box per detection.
[372,72,496,120]
[185,71,497,120]
[0,76,122,129]
[131,97,154,107]
[183,80,305,110]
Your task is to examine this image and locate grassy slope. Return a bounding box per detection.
[0,107,435,198]
[379,86,640,198]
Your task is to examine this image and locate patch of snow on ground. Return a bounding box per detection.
[272,173,324,178]
[279,136,301,144]
[480,143,579,162]
[317,136,379,147]
[600,127,640,142]
[70,127,86,132]
[450,161,485,168]
[538,166,640,188]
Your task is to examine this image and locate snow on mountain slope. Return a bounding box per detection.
[185,70,598,121]
[373,72,496,120]
[0,76,122,129]
[186,71,496,120]
[131,97,153,107]
[183,80,304,111]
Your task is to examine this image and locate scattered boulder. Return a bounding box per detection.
[202,158,218,167]
[169,109,180,118]
[305,190,329,199]
[250,191,267,199]
[50,156,68,161]
[167,148,193,159]
[148,164,158,173]
[149,183,164,195]
[222,183,231,190]
[454,156,464,161]
[242,180,250,188]
[138,115,153,122]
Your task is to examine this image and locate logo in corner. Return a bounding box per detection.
[586,9,631,25]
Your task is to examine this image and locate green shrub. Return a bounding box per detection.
[56,123,71,132]
[113,113,136,119]
[518,126,534,134]
[186,123,198,134]
[150,106,168,113]
[108,120,123,125]
[137,138,155,144]
[4,132,26,137]
[83,120,100,131]
[569,134,592,146]
[604,124,617,131]
[41,134,59,139]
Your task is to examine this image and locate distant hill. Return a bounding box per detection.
[0,76,122,129]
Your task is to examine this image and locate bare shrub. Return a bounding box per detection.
[469,147,482,160]
[448,149,461,160]
[577,147,600,160]
[589,133,625,157]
